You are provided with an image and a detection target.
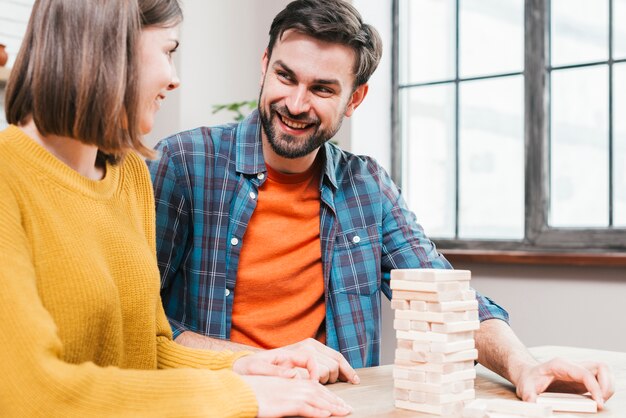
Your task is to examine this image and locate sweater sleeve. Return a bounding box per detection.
[0,178,258,417]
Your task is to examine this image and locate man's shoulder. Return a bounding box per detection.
[154,123,239,158]
[325,143,388,183]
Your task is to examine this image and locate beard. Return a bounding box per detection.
[259,89,344,159]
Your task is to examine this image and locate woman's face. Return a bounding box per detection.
[138,25,180,134]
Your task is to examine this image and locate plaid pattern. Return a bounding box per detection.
[148,110,509,368]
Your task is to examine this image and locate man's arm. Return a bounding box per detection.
[175,331,359,385]
[476,319,614,409]
[175,330,261,352]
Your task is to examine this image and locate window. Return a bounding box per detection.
[394,0,626,251]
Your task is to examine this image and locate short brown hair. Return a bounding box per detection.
[267,0,382,88]
[5,0,182,162]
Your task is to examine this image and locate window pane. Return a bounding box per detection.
[550,66,609,227]
[402,85,456,239]
[458,76,524,239]
[459,0,523,78]
[551,0,608,67]
[615,0,626,59]
[614,64,626,226]
[399,0,455,84]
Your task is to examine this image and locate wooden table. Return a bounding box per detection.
[327,346,626,417]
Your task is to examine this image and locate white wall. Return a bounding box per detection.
[146,0,626,365]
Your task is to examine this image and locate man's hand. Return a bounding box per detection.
[476,319,615,410]
[232,347,319,381]
[240,375,352,417]
[282,338,360,384]
[515,358,614,409]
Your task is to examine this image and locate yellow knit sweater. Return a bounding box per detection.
[0,126,258,417]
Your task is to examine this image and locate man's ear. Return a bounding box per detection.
[260,49,269,86]
[344,84,369,117]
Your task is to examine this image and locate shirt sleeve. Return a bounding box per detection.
[0,178,257,417]
[370,159,510,324]
[147,140,191,338]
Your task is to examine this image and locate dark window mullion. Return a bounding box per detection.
[525,0,548,243]
[454,0,460,239]
[609,0,614,227]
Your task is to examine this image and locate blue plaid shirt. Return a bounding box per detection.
[148,110,509,368]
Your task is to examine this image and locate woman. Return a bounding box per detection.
[0,0,350,416]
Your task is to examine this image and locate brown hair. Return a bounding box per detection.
[267,0,382,89]
[5,0,182,163]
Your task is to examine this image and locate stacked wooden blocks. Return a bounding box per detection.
[391,268,479,415]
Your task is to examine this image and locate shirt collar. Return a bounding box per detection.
[235,109,339,189]
[235,109,266,175]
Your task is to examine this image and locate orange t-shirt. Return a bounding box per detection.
[230,160,326,349]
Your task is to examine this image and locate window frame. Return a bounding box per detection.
[392,0,626,252]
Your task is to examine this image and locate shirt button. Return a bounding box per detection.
[257,173,265,180]
[225,289,231,297]
[249,192,256,200]
[352,235,361,244]
[231,237,239,246]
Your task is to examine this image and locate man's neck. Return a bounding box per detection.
[261,134,321,175]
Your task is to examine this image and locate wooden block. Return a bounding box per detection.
[393,366,426,382]
[410,320,431,331]
[427,388,475,405]
[463,398,488,418]
[394,378,464,394]
[395,399,464,415]
[393,318,411,330]
[391,279,467,293]
[397,339,413,349]
[391,268,471,282]
[427,349,478,364]
[431,320,480,333]
[427,368,476,384]
[395,359,474,374]
[486,399,552,417]
[428,299,479,312]
[397,329,474,343]
[395,348,427,363]
[392,289,470,302]
[412,341,430,352]
[430,339,475,354]
[390,299,410,310]
[464,310,479,320]
[393,388,409,401]
[408,390,426,403]
[409,300,427,311]
[536,392,597,413]
[395,309,468,323]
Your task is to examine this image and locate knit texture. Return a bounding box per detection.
[0,126,257,417]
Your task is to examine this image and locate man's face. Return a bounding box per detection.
[259,30,367,159]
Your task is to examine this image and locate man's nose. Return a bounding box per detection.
[285,84,311,115]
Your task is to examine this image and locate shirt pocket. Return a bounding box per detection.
[331,224,381,296]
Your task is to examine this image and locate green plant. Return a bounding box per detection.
[212,100,257,122]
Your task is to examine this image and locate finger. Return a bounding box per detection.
[558,363,605,409]
[335,353,359,384]
[591,362,615,401]
[274,351,320,382]
[308,387,353,415]
[252,362,301,379]
[296,404,332,418]
[315,345,358,384]
[294,366,311,380]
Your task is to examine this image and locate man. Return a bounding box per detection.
[148,0,614,407]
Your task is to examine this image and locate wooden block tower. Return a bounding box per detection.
[391,268,479,415]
